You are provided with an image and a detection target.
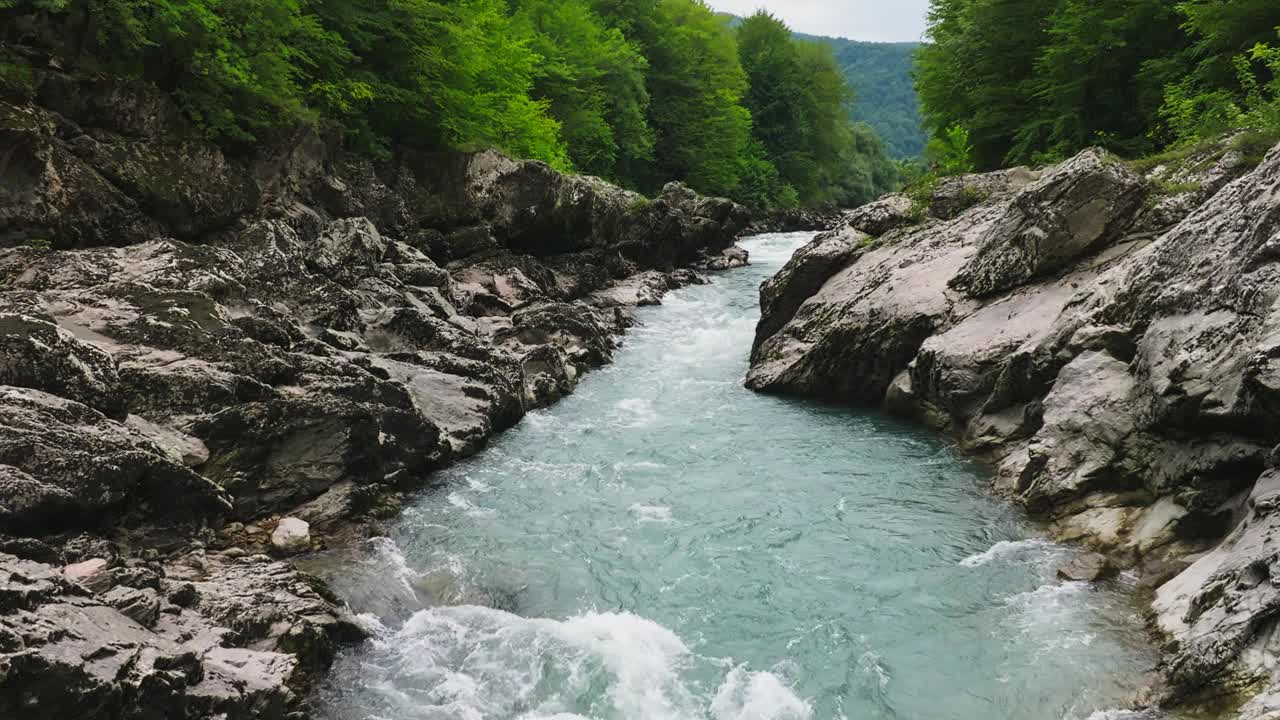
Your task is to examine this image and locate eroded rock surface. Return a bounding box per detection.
[748,142,1280,715]
[0,549,360,720]
[949,149,1146,298]
[0,69,748,718]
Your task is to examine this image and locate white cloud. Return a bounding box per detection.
[707,0,929,43]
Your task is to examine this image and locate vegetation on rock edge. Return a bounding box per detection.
[0,0,899,209]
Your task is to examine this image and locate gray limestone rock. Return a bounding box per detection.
[270,517,311,556]
[950,149,1147,298]
[746,141,1280,712]
[0,550,353,719]
[753,226,872,353]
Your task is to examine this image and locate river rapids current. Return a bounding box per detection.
[312,232,1159,720]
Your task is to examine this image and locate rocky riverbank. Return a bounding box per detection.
[744,206,842,235]
[747,137,1280,716]
[0,71,748,718]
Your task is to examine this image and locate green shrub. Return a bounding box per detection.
[1154,179,1203,196]
[20,237,51,253]
[904,173,940,224]
[895,157,929,188]
[1231,128,1280,168]
[1159,36,1280,149]
[957,184,990,207]
[0,61,34,101]
[1127,138,1225,175]
[626,196,653,214]
[925,124,975,177]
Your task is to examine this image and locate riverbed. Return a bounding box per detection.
[311,232,1158,720]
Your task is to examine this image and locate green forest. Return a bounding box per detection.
[0,0,900,209]
[915,0,1280,170]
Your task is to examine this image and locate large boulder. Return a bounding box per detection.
[504,302,616,370]
[194,393,447,518]
[841,193,914,236]
[170,553,366,675]
[309,217,390,284]
[949,149,1147,298]
[270,517,311,556]
[1154,468,1280,694]
[754,226,872,351]
[1016,351,1142,509]
[747,201,1002,402]
[0,101,160,249]
[907,278,1087,422]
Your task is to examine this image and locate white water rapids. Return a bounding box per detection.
[310,232,1162,720]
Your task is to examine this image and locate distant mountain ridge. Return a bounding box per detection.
[793,32,926,158]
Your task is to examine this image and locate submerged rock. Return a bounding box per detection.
[699,244,750,271]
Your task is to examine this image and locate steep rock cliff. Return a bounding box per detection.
[748,140,1280,714]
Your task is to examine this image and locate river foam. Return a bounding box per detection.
[959,537,1061,567]
[336,604,809,720]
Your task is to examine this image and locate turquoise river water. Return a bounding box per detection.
[313,232,1159,720]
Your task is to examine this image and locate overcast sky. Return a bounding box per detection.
[707,0,929,43]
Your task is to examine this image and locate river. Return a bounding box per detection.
[311,232,1158,720]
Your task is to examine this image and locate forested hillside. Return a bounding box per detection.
[735,12,898,208]
[915,0,1280,170]
[793,34,926,159]
[0,0,897,209]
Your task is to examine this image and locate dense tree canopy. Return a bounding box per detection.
[736,12,896,207]
[309,0,566,164]
[643,0,755,198]
[915,0,1280,169]
[0,0,898,208]
[512,0,652,178]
